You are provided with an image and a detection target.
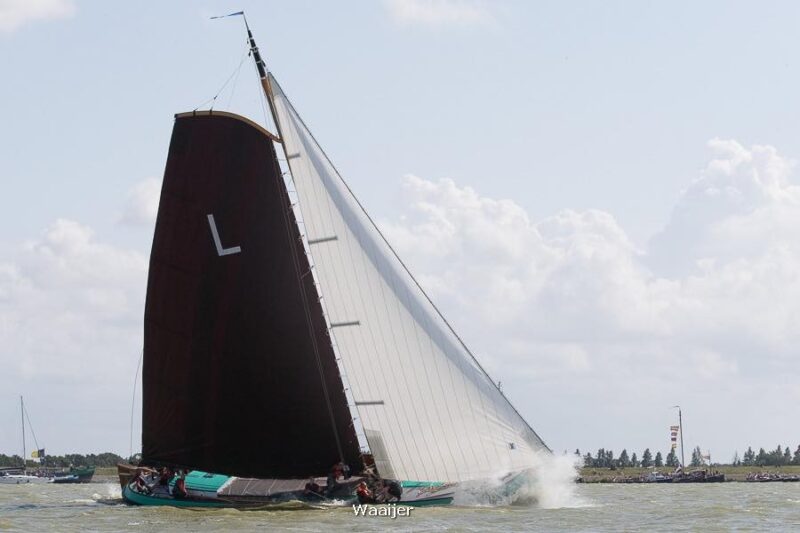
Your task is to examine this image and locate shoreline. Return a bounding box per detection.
[578,465,800,483]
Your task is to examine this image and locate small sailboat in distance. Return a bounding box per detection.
[119,13,549,508]
[0,397,51,485]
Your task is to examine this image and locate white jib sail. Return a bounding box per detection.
[269,74,548,483]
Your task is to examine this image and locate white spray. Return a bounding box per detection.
[452,451,589,509]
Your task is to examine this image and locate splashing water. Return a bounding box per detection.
[452,451,589,509]
[92,483,122,503]
[523,451,589,509]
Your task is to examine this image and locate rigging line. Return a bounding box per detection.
[193,44,250,112]
[307,150,419,480]
[225,46,247,109]
[268,74,549,453]
[272,84,459,481]
[276,88,448,480]
[129,349,143,459]
[22,403,40,453]
[264,81,363,466]
[283,159,371,455]
[277,115,419,479]
[272,151,346,465]
[251,59,271,134]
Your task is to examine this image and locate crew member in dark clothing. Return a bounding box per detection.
[326,471,337,497]
[304,477,322,499]
[173,470,188,499]
[158,467,173,487]
[385,479,403,502]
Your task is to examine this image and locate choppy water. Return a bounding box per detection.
[1,476,799,532]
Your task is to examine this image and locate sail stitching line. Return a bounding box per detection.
[285,104,432,481]
[298,102,462,482]
[275,98,422,480]
[284,162,370,454]
[275,79,485,481]
[269,142,346,465]
[264,86,376,466]
[268,78,550,455]
[283,161,371,455]
[291,124,413,479]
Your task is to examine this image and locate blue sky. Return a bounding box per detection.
[1,0,799,464]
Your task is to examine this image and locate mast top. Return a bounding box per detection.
[244,16,268,80]
[209,11,268,79]
[210,11,278,137]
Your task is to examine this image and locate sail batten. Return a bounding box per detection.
[268,74,548,482]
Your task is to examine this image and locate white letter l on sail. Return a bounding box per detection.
[207,214,242,256]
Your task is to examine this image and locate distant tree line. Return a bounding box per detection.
[732,445,800,467]
[0,452,125,468]
[577,444,800,468]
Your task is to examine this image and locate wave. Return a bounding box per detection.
[452,451,592,509]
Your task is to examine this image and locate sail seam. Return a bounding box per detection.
[288,107,438,480]
[269,141,347,465]
[270,86,425,480]
[267,75,549,454]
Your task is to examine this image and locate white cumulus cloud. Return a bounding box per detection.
[648,138,800,276]
[0,218,147,454]
[0,0,74,34]
[120,177,161,226]
[379,139,800,457]
[2,138,798,460]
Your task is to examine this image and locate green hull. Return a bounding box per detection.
[122,471,455,509]
[401,497,454,507]
[122,484,229,508]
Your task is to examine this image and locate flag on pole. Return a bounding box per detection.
[30,448,45,458]
[210,11,244,19]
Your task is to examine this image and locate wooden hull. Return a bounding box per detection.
[117,463,137,490]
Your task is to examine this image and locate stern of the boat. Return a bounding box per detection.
[117,462,137,490]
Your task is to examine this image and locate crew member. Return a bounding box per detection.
[304,477,321,499]
[356,481,375,504]
[332,462,344,480]
[173,470,188,499]
[158,467,173,487]
[385,479,403,502]
[326,470,337,497]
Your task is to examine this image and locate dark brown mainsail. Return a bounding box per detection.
[141,111,361,478]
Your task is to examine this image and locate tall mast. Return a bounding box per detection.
[679,407,685,468]
[243,15,280,135]
[242,17,354,465]
[673,405,685,468]
[20,396,26,472]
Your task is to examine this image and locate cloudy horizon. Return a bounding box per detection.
[2,0,799,465]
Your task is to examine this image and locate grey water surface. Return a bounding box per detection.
[1,477,798,532]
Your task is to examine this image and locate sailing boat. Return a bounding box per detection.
[119,14,549,508]
[0,397,51,484]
